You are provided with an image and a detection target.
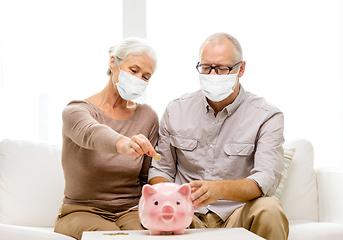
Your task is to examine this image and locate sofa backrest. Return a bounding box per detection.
[281,138,319,222]
[0,139,64,227]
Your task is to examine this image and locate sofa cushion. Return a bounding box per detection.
[281,139,318,221]
[289,220,343,240]
[0,139,64,227]
[273,147,295,200]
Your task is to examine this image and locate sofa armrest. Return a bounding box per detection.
[316,167,343,224]
[0,139,64,226]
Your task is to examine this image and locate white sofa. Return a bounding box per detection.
[0,138,342,240]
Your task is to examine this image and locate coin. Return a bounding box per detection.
[103,232,129,236]
[154,154,161,161]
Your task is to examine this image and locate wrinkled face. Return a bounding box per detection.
[110,53,155,83]
[200,40,241,76]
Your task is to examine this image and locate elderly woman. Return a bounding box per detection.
[54,37,159,240]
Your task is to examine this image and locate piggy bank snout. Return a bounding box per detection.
[161,205,174,221]
[162,205,174,214]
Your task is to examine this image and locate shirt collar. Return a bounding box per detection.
[204,84,246,117]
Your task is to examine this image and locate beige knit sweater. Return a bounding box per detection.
[61,100,159,212]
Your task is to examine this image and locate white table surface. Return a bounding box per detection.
[81,228,265,240]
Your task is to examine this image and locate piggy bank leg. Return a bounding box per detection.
[149,230,163,235]
[172,230,185,235]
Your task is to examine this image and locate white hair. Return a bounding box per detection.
[107,37,157,76]
[199,32,243,62]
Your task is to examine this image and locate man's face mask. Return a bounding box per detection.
[199,70,239,102]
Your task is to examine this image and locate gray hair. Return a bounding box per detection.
[107,37,157,76]
[199,32,243,62]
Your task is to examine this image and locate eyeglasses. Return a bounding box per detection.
[196,61,242,75]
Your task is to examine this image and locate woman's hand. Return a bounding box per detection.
[116,134,157,158]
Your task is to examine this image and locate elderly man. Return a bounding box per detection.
[148,32,289,240]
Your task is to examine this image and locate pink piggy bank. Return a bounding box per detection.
[138,182,194,235]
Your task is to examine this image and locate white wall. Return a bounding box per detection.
[0,0,122,144]
[0,0,342,168]
[146,0,343,169]
[0,0,3,139]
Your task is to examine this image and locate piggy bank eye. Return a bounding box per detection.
[176,201,181,205]
[154,200,158,206]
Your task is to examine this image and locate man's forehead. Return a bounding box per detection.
[200,41,235,63]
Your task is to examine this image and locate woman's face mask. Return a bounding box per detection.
[113,67,149,101]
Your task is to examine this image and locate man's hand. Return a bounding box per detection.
[190,179,262,208]
[116,134,157,158]
[189,180,221,209]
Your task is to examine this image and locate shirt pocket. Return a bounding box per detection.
[170,136,197,151]
[221,143,255,179]
[224,143,255,156]
[170,136,198,172]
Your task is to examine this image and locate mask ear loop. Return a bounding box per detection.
[231,66,241,91]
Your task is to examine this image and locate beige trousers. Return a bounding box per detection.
[189,197,289,240]
[54,204,144,240]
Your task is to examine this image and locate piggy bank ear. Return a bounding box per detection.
[142,184,157,198]
[178,183,191,198]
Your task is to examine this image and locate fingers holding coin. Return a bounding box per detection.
[132,135,161,161]
[130,134,157,157]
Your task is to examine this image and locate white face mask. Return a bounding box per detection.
[199,71,239,102]
[114,70,148,101]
